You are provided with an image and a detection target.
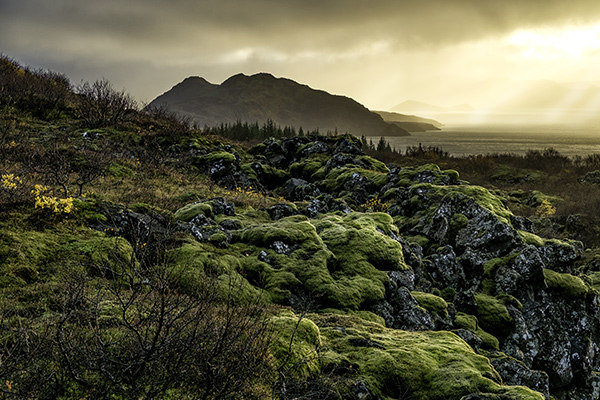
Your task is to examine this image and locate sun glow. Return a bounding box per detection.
[510,24,600,59]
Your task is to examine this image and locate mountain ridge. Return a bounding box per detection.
[148,73,411,137]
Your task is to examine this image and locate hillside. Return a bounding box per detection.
[3,55,600,399]
[374,110,443,132]
[148,73,411,137]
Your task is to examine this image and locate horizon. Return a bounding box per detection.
[3,1,600,117]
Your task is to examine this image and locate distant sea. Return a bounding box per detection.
[367,112,600,158]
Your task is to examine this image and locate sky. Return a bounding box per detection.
[3,0,600,114]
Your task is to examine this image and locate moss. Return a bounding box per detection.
[444,169,460,181]
[314,213,408,309]
[231,213,407,310]
[450,213,469,232]
[270,311,322,380]
[240,162,290,186]
[314,313,542,400]
[474,293,513,337]
[290,159,325,180]
[587,271,600,292]
[528,190,563,207]
[357,155,390,173]
[483,254,520,279]
[454,312,500,351]
[174,202,213,221]
[0,218,134,286]
[233,215,321,248]
[65,235,135,268]
[339,212,399,236]
[518,230,546,247]
[401,234,430,248]
[168,240,241,276]
[343,310,386,326]
[408,183,513,225]
[215,209,271,228]
[73,198,108,224]
[107,162,134,178]
[389,164,459,187]
[208,230,228,247]
[411,291,449,318]
[320,167,388,193]
[316,213,407,272]
[196,150,237,164]
[166,240,267,302]
[543,268,589,299]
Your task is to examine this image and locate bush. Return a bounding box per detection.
[0,239,274,399]
[75,78,137,127]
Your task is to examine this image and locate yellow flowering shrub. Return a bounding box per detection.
[536,199,556,217]
[360,197,389,212]
[1,174,21,190]
[31,184,74,214]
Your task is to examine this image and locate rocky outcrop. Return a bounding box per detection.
[101,134,599,399]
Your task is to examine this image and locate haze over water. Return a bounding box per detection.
[370,111,600,158]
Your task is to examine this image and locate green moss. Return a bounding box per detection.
[518,230,546,247]
[543,268,589,299]
[389,164,459,187]
[450,213,469,232]
[528,190,563,207]
[73,199,108,224]
[314,213,408,309]
[587,271,600,292]
[325,309,386,326]
[314,313,542,400]
[357,155,390,173]
[290,159,325,179]
[107,162,134,178]
[240,162,290,186]
[0,217,136,287]
[454,312,500,350]
[65,235,135,268]
[231,213,407,309]
[208,230,228,247]
[216,209,271,228]
[320,167,388,193]
[174,202,213,221]
[196,150,237,164]
[474,293,513,336]
[444,169,460,181]
[483,254,520,279]
[233,215,321,248]
[166,240,266,302]
[401,234,430,248]
[270,311,322,380]
[411,291,449,318]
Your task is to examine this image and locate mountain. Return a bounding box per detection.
[148,73,410,137]
[391,100,474,114]
[374,110,443,132]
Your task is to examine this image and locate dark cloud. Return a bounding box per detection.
[2,0,600,105]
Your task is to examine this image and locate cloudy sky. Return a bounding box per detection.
[3,0,600,111]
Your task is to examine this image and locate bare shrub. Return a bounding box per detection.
[54,246,272,399]
[76,79,137,127]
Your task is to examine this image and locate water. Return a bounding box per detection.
[367,112,600,157]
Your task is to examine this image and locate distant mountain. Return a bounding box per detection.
[148,73,410,137]
[391,100,474,114]
[374,110,442,132]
